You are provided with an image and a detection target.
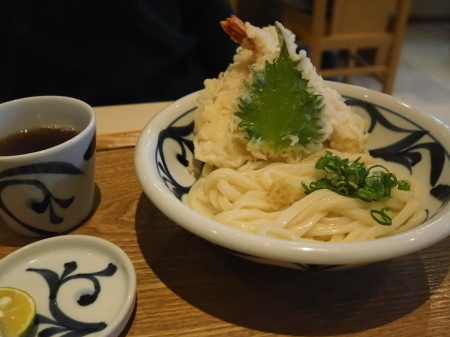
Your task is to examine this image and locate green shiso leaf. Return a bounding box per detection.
[235,24,324,153]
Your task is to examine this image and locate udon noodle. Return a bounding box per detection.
[188,17,426,242]
[188,150,427,242]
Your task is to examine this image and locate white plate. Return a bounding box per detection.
[0,235,136,337]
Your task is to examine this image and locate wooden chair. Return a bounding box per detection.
[281,0,411,94]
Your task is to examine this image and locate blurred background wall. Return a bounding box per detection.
[409,0,450,21]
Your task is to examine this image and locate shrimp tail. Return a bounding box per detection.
[220,15,255,50]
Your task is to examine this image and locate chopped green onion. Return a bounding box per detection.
[370,208,392,226]
[355,187,375,202]
[397,180,411,191]
[301,151,412,226]
[368,164,389,172]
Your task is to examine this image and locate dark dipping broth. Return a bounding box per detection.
[0,127,79,156]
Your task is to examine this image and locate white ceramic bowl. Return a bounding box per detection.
[135,82,450,270]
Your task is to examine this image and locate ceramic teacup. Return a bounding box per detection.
[0,96,96,237]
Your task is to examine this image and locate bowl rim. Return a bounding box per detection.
[135,81,450,266]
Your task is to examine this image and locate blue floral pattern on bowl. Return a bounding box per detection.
[142,85,450,271]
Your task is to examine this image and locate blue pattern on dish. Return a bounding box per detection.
[0,135,95,236]
[27,261,117,337]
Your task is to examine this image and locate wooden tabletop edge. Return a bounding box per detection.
[96,130,142,152]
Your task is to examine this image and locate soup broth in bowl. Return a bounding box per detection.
[0,127,79,156]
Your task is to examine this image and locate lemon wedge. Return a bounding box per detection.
[0,287,36,337]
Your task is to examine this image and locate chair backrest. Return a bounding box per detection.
[281,0,411,94]
[329,0,396,35]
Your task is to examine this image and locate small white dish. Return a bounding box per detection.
[135,81,450,270]
[0,235,136,337]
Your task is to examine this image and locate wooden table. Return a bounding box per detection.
[2,102,450,337]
